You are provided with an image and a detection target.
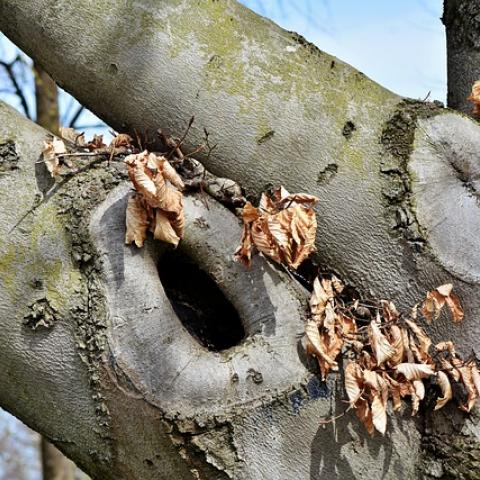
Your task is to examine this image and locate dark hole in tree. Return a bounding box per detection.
[158,250,245,351]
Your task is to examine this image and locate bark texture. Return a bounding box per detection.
[0,1,480,479]
[444,0,480,113]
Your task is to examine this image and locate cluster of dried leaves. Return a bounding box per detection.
[41,127,188,248]
[304,277,478,434]
[235,186,318,269]
[468,80,480,116]
[42,126,133,177]
[124,150,185,247]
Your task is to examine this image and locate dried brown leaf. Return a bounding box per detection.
[242,202,261,224]
[125,194,149,247]
[355,398,374,435]
[153,209,181,247]
[259,193,275,213]
[304,321,337,369]
[125,153,157,205]
[251,218,281,263]
[234,224,254,267]
[388,325,404,365]
[87,134,107,151]
[472,364,480,397]
[310,277,330,320]
[155,155,185,191]
[457,362,478,412]
[369,319,395,366]
[59,127,86,146]
[277,193,319,208]
[421,289,445,323]
[445,292,464,323]
[344,362,363,405]
[110,133,133,148]
[124,150,185,248]
[435,341,456,355]
[395,363,435,381]
[422,284,463,323]
[441,358,461,382]
[468,80,480,116]
[435,371,452,411]
[331,275,344,294]
[371,394,387,434]
[405,319,432,361]
[42,137,66,177]
[235,186,318,269]
[385,375,403,411]
[382,300,399,323]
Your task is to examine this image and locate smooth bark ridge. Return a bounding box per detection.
[443,0,480,113]
[1,0,480,478]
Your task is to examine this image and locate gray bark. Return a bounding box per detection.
[444,0,480,113]
[0,1,480,479]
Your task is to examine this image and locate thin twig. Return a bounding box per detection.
[319,404,353,425]
[0,57,31,119]
[166,115,195,159]
[68,104,85,128]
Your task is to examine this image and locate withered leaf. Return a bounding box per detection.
[87,134,107,151]
[435,341,455,355]
[124,150,185,248]
[445,292,464,323]
[304,321,337,370]
[344,362,363,405]
[395,363,435,381]
[59,127,86,146]
[434,371,452,411]
[153,209,181,247]
[369,319,395,366]
[405,319,432,362]
[457,362,478,412]
[468,80,480,116]
[382,300,399,323]
[422,284,464,323]
[234,224,254,267]
[125,194,149,247]
[472,364,480,397]
[42,137,66,177]
[371,394,387,434]
[355,398,374,435]
[388,325,404,365]
[235,186,318,269]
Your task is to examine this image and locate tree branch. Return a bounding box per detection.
[0,56,31,119]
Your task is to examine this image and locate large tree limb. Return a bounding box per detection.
[1,1,480,478]
[2,0,479,355]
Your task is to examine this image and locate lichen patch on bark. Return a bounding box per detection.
[0,141,19,173]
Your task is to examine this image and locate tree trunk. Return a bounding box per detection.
[443,0,480,113]
[41,440,75,480]
[32,57,76,480]
[34,62,59,135]
[0,1,479,479]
